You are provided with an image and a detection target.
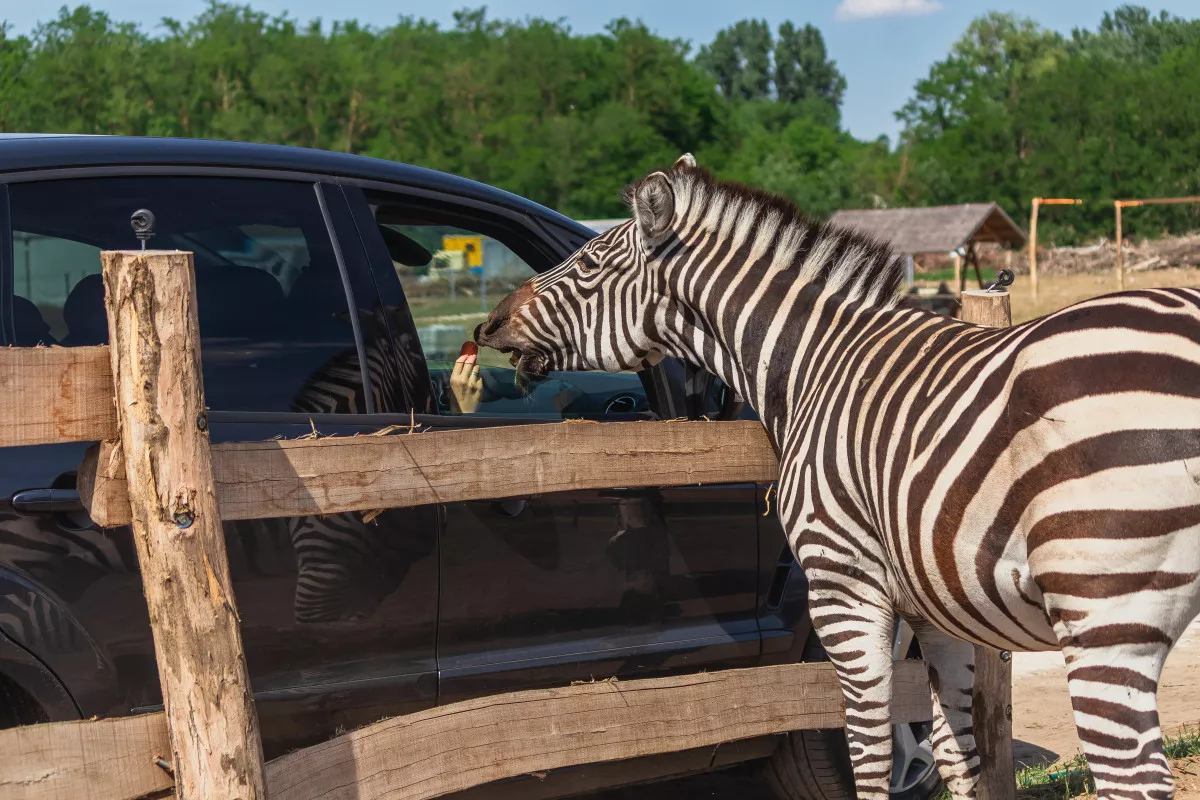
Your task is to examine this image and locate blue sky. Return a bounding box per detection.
[6,0,1200,141]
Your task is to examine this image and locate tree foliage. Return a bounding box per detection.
[899,4,1200,240]
[1,3,1198,240]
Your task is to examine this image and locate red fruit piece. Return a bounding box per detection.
[459,341,478,357]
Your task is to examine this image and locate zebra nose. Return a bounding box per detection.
[481,317,506,338]
[473,322,485,343]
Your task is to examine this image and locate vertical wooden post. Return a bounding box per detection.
[969,244,985,289]
[1028,197,1040,304]
[1115,201,1125,291]
[102,250,266,799]
[953,252,962,294]
[960,290,1012,328]
[973,648,1016,800]
[960,288,1016,800]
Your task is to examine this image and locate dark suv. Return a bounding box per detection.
[0,135,938,800]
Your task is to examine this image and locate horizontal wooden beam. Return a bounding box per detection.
[1117,196,1200,207]
[0,660,931,800]
[0,712,173,800]
[0,346,115,447]
[79,420,780,527]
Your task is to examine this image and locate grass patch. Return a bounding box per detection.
[1165,725,1200,760]
[407,296,493,319]
[1015,754,1094,800]
[914,267,958,283]
[1000,727,1200,800]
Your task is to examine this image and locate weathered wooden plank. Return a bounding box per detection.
[974,648,1016,800]
[0,661,931,800]
[0,346,115,447]
[0,714,173,800]
[961,290,1012,328]
[79,419,780,527]
[101,250,266,799]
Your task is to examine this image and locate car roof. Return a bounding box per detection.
[0,134,596,238]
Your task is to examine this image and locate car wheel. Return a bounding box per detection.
[764,621,943,800]
[0,672,48,728]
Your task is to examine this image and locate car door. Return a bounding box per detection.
[0,175,438,756]
[345,187,761,702]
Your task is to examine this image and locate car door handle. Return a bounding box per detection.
[11,489,84,514]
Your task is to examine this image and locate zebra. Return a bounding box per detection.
[475,154,1200,800]
[292,305,434,417]
[286,304,434,622]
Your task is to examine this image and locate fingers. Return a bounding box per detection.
[451,353,477,384]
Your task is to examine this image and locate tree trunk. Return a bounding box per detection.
[101,249,266,799]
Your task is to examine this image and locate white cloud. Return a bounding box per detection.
[834,0,944,21]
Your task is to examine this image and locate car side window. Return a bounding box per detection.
[9,177,367,413]
[365,195,652,421]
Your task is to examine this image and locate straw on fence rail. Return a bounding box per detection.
[77,419,779,526]
[0,660,932,800]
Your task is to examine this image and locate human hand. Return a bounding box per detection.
[449,342,484,414]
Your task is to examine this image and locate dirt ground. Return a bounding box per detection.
[1004,266,1200,323]
[1011,615,1200,797]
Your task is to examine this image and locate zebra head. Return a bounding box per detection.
[475,154,698,377]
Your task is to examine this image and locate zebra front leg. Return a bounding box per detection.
[800,553,898,800]
[907,616,980,800]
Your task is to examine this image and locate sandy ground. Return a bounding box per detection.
[1011,616,1200,767]
[1005,266,1200,323]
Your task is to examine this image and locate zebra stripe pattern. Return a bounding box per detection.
[476,155,1200,800]
[288,305,433,622]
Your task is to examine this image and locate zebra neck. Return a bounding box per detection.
[677,284,949,456]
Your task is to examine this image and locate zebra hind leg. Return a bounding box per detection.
[802,566,899,800]
[1059,635,1176,800]
[907,617,980,800]
[1047,589,1200,800]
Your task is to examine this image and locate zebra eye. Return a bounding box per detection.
[577,258,600,274]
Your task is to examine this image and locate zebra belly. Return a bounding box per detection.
[891,548,1059,653]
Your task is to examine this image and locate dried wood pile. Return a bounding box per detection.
[911,232,1200,280]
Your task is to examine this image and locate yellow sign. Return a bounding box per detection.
[442,235,483,267]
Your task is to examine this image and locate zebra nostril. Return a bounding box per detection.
[482,317,505,337]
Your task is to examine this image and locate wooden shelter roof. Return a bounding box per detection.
[829,203,1026,255]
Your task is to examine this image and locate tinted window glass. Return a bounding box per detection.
[366,196,650,420]
[10,177,365,413]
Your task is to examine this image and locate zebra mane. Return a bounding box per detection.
[630,163,905,308]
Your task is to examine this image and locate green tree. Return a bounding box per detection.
[774,22,846,112]
[697,19,772,101]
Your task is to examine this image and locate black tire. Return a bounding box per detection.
[763,631,944,800]
[0,672,48,728]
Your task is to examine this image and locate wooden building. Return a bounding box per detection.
[830,203,1027,293]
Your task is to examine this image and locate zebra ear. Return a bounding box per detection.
[673,153,697,169]
[631,172,675,253]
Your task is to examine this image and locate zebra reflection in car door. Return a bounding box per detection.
[282,306,435,624]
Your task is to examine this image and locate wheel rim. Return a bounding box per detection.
[890,620,938,796]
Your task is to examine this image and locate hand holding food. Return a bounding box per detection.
[449,341,484,414]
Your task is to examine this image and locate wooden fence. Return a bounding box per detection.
[0,251,1015,799]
